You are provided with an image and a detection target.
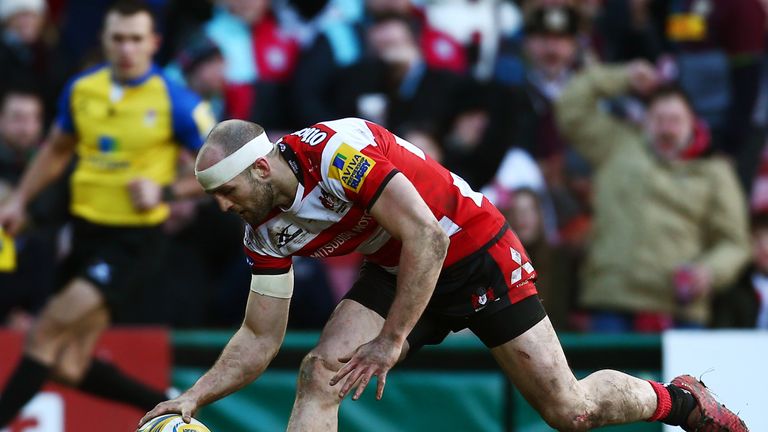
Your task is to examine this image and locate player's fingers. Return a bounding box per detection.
[138,404,169,427]
[376,371,387,400]
[352,371,372,400]
[330,357,356,386]
[339,367,364,398]
[128,185,140,203]
[181,407,192,424]
[138,412,152,427]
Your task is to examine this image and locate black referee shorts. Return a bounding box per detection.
[56,217,168,320]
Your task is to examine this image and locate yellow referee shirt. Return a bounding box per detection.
[56,64,214,226]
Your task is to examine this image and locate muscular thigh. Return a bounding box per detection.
[38,278,106,328]
[313,299,407,369]
[490,316,581,410]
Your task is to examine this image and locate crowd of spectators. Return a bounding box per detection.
[2,0,768,332]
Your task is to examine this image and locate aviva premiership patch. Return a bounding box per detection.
[331,143,375,193]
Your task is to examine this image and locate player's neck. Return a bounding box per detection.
[271,154,299,209]
[111,64,153,85]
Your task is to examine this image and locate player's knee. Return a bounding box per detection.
[540,401,598,432]
[297,352,341,399]
[25,315,66,351]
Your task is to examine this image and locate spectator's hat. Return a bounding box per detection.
[176,36,222,77]
[0,0,46,21]
[525,5,580,36]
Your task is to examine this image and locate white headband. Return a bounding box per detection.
[196,133,273,191]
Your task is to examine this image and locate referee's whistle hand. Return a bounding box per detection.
[0,193,26,236]
[128,178,162,211]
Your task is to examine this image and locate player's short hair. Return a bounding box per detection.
[205,120,267,159]
[106,0,157,31]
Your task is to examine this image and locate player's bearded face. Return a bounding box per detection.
[238,170,275,226]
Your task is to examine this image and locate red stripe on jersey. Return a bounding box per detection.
[303,207,380,259]
[366,237,402,268]
[244,246,292,275]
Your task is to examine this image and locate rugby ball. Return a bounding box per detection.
[137,414,211,432]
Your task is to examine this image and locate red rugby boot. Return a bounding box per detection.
[671,375,749,432]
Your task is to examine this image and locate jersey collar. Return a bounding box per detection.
[277,140,305,213]
[111,64,159,87]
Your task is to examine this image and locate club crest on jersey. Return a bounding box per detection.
[330,143,375,193]
[319,189,347,213]
[144,109,158,127]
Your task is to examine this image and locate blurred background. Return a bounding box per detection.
[1,0,768,430]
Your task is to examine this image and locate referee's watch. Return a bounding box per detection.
[162,185,177,202]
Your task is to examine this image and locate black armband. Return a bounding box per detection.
[162,185,176,202]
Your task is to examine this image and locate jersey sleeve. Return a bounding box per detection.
[164,77,216,152]
[244,246,293,275]
[323,135,399,211]
[54,79,76,135]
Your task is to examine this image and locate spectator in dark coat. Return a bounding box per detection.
[712,212,768,329]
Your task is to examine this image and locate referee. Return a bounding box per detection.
[0,1,214,425]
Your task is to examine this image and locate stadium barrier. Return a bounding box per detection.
[173,331,663,432]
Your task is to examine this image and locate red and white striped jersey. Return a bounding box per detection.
[244,118,508,275]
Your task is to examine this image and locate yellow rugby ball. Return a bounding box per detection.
[137,414,211,432]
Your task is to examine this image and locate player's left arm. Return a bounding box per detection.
[139,277,291,426]
[330,173,449,400]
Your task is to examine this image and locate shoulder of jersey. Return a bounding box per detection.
[157,70,203,102]
[67,63,110,87]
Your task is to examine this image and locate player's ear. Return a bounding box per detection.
[151,33,162,54]
[252,157,271,179]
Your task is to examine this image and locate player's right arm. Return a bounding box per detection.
[0,126,76,235]
[138,274,291,426]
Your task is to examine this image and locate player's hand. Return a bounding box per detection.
[0,193,27,236]
[330,335,402,401]
[128,178,162,212]
[138,394,199,427]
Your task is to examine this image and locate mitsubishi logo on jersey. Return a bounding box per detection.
[310,214,373,258]
[274,224,304,248]
[510,247,535,285]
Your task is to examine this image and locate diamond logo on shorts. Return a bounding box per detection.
[87,261,112,285]
[510,247,535,285]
